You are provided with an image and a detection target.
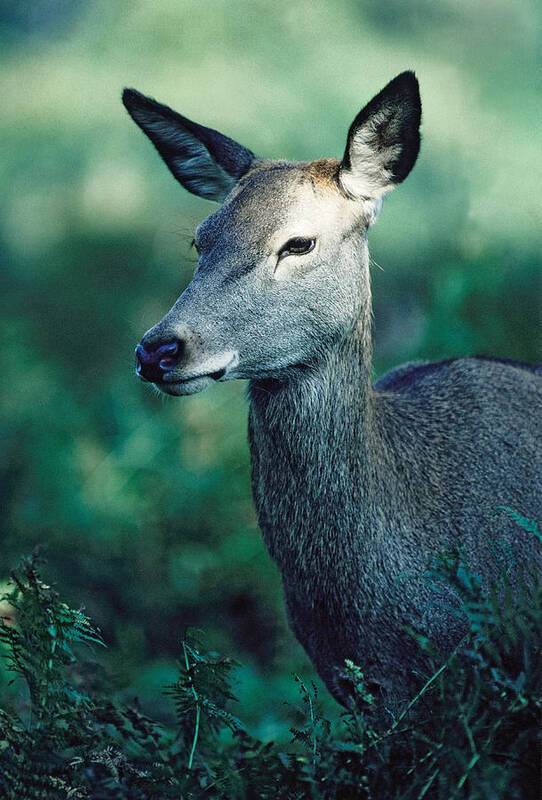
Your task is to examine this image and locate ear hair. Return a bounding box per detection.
[122,88,256,202]
[339,71,421,202]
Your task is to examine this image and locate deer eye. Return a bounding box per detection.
[278,237,316,259]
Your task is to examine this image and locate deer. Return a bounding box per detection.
[122,72,542,706]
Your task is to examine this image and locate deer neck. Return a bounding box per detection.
[247,304,382,580]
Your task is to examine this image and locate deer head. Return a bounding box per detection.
[124,72,421,395]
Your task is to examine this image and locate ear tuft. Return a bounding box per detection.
[339,71,421,201]
[122,88,256,202]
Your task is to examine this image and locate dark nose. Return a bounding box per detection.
[135,338,182,383]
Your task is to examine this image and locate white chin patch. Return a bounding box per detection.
[157,351,239,396]
[159,375,217,396]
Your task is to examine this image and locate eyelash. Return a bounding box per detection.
[191,236,316,262]
[278,237,316,259]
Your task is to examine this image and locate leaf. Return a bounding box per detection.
[496,507,542,542]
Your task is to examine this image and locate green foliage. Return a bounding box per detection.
[0,549,103,725]
[496,507,542,544]
[1,0,542,746]
[1,524,540,799]
[1,3,542,795]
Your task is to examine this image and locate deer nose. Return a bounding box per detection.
[135,338,182,383]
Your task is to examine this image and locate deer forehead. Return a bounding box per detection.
[195,159,358,253]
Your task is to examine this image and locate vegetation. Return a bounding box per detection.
[2,0,541,726]
[1,2,541,797]
[1,519,540,798]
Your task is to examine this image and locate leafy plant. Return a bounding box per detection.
[0,515,540,798]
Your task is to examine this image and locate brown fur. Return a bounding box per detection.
[303,157,341,187]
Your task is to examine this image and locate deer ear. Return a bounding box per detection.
[122,88,256,202]
[338,71,421,201]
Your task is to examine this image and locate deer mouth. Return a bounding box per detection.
[156,354,238,396]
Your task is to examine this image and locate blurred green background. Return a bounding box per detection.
[1,0,541,735]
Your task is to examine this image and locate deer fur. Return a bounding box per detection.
[123,73,542,705]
